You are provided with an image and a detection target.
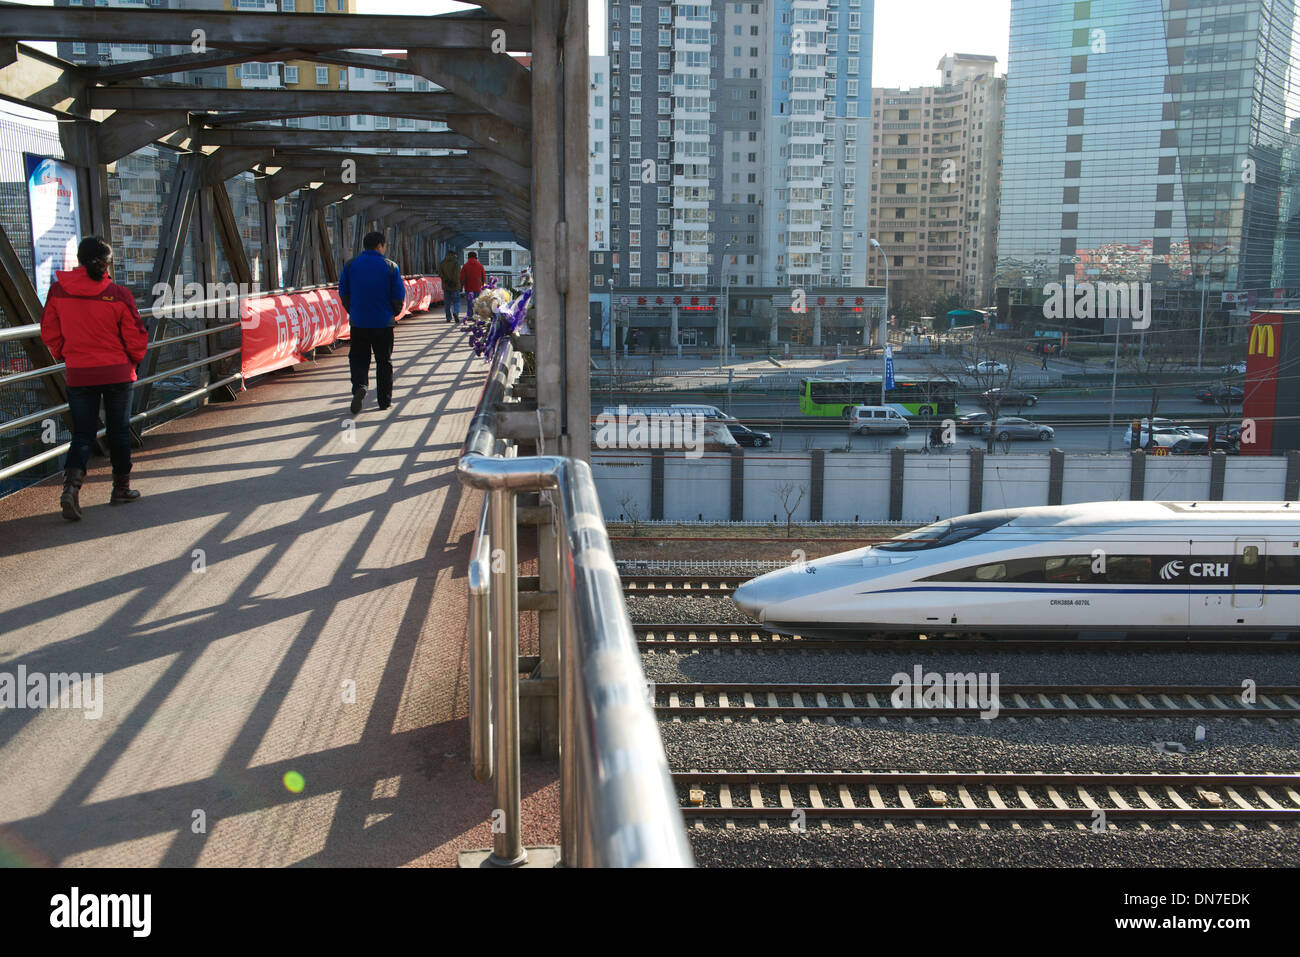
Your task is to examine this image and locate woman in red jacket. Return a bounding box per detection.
[40,237,148,521]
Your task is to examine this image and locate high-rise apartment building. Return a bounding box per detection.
[867,54,1004,307]
[589,55,613,341]
[995,0,1300,343]
[606,0,882,351]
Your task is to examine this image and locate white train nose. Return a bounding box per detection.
[731,580,765,622]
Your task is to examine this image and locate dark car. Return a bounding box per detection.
[1170,437,1239,455]
[1196,385,1244,404]
[979,387,1038,409]
[727,422,772,447]
[956,411,993,434]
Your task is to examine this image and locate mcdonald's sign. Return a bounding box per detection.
[1243,310,1300,454]
[1248,322,1276,358]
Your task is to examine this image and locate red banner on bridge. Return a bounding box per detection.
[240,276,443,381]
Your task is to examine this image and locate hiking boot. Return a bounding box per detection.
[350,386,365,415]
[110,472,140,505]
[59,468,85,521]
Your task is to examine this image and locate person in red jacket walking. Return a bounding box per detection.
[40,237,148,520]
[459,250,486,321]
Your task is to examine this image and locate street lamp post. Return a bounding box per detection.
[869,238,889,404]
[720,243,732,361]
[1197,244,1231,372]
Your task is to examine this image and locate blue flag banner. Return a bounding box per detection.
[884,345,895,391]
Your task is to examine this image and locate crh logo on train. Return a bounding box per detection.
[1158,559,1231,581]
[890,665,1000,720]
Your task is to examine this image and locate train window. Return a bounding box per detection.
[924,556,1043,582]
[877,514,1013,551]
[1044,555,1093,583]
[1242,545,1260,565]
[1099,555,1152,584]
[1269,554,1300,585]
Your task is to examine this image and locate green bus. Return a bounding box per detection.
[798,376,960,418]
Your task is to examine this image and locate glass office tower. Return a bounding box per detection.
[996,0,1299,344]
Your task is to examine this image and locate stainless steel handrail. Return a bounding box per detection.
[0,278,379,477]
[458,340,693,868]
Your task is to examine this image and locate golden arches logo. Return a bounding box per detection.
[1248,323,1276,358]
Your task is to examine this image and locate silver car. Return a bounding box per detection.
[989,417,1054,441]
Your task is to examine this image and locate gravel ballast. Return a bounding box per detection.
[686,827,1300,867]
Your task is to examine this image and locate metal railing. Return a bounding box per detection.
[0,282,344,484]
[460,339,693,868]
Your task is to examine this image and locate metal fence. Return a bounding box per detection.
[460,339,693,868]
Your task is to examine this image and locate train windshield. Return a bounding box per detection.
[876,515,1013,551]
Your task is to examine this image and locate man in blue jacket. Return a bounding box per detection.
[340,231,406,413]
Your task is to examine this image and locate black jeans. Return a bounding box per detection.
[66,381,132,474]
[348,325,394,404]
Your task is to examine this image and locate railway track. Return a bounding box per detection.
[635,624,1300,654]
[672,770,1300,828]
[622,575,746,596]
[652,682,1300,720]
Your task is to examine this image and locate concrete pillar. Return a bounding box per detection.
[812,304,822,346]
[968,448,985,514]
[888,446,905,521]
[1048,448,1065,506]
[1209,451,1226,501]
[651,449,665,520]
[810,449,825,522]
[1130,449,1146,501]
[729,447,745,521]
[1286,450,1300,500]
[670,305,679,355]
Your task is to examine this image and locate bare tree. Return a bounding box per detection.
[773,482,807,538]
[1121,341,1191,424]
[955,338,1021,453]
[619,494,644,538]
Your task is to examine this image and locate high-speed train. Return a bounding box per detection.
[730,502,1300,637]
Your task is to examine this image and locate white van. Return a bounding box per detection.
[850,406,910,435]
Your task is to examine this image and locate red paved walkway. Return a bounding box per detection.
[0,312,559,867]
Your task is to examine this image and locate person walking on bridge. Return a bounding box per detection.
[40,236,148,521]
[437,250,462,324]
[340,231,405,414]
[459,250,486,322]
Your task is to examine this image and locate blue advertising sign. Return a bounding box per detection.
[884,345,895,390]
[24,153,82,304]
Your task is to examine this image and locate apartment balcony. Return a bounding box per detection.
[880,122,922,131]
[672,217,711,232]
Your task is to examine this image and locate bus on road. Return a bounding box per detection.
[798,376,960,418]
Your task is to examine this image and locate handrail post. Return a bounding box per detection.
[488,485,526,866]
[468,495,493,783]
[557,512,581,866]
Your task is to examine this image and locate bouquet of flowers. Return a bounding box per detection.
[466,272,533,360]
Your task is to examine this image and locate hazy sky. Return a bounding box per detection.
[356,0,1012,87]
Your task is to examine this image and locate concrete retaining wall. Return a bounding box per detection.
[593,449,1300,523]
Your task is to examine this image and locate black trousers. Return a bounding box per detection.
[348,325,394,404]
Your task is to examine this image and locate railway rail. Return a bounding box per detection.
[634,624,1300,654]
[672,770,1300,828]
[652,682,1300,721]
[622,575,746,595]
